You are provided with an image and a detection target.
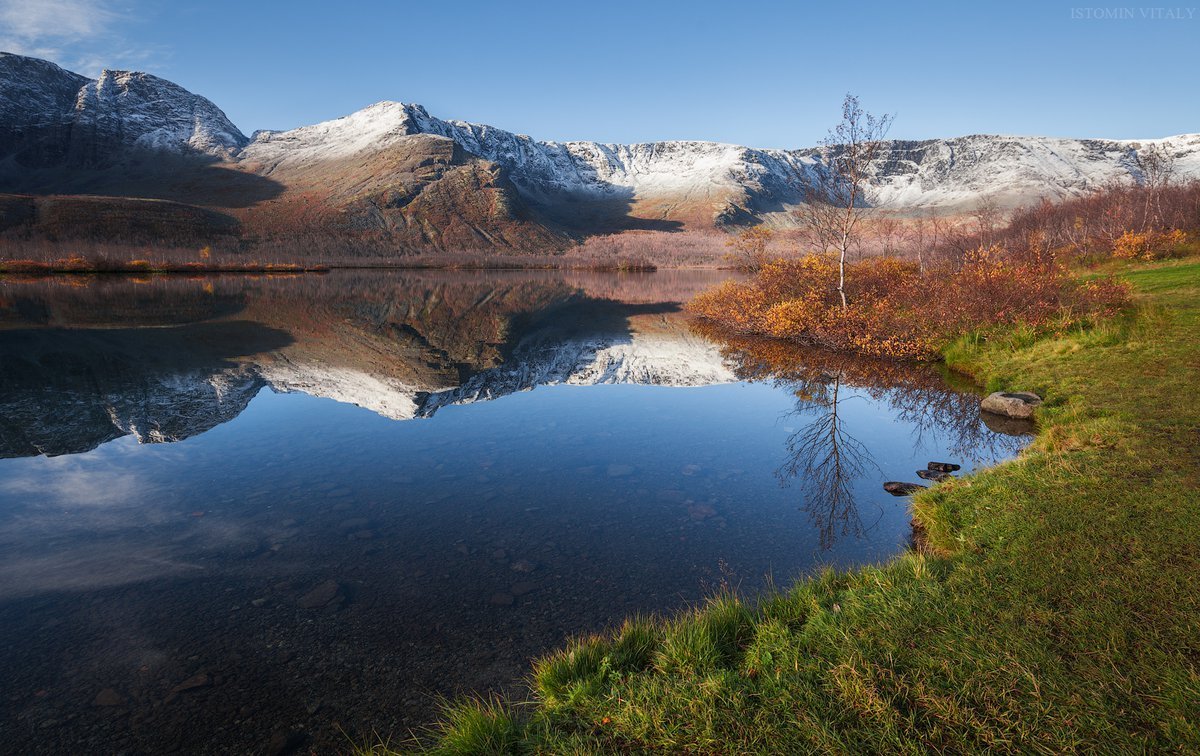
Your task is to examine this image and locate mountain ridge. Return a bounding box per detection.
[2,51,1199,251]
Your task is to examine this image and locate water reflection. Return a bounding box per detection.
[0,270,1030,754]
[0,271,734,457]
[702,329,1031,549]
[779,374,879,549]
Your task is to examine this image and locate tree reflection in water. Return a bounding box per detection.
[778,372,880,549]
[694,324,1031,549]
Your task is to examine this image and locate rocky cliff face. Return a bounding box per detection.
[3,51,1199,247]
[0,52,245,172]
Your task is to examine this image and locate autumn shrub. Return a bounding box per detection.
[688,248,1131,360]
[1110,229,1189,260]
[0,259,52,274]
[725,226,776,271]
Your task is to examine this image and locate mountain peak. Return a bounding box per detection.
[0,51,245,169]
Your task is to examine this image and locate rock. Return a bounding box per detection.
[489,592,514,606]
[607,464,635,478]
[681,464,701,476]
[510,559,536,573]
[883,482,927,496]
[297,580,340,609]
[492,548,508,561]
[916,469,951,482]
[981,391,1042,419]
[510,581,538,596]
[687,503,717,521]
[93,688,124,707]
[266,729,306,756]
[170,672,210,695]
[927,461,961,473]
[251,598,268,608]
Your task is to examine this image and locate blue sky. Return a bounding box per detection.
[1,0,1197,147]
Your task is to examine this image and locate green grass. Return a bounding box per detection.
[394,259,1200,754]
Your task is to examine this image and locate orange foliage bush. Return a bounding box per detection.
[688,248,1130,360]
[1110,229,1189,260]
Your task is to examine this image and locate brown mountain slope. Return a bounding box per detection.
[236,134,568,251]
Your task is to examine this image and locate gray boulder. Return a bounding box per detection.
[981,391,1043,419]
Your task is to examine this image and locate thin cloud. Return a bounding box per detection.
[0,0,117,45]
[0,0,161,75]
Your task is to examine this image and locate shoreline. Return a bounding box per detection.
[0,261,745,277]
[399,258,1200,753]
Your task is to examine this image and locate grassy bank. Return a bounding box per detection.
[398,259,1199,754]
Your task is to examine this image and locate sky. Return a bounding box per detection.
[1,0,1197,147]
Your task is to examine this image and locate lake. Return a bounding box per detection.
[0,269,1029,754]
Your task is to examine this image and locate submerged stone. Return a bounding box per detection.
[927,461,961,473]
[917,469,951,482]
[297,580,341,609]
[93,688,124,707]
[170,672,211,695]
[884,481,927,496]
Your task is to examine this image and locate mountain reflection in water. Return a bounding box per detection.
[0,270,1029,755]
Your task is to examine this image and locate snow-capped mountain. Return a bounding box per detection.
[0,52,244,170]
[252,100,1200,217]
[3,50,1200,245]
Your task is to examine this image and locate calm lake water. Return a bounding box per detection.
[0,269,1029,754]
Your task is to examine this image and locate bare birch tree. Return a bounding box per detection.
[1135,143,1177,229]
[798,94,893,309]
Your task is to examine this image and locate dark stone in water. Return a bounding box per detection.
[917,469,951,482]
[266,729,307,756]
[510,559,536,573]
[168,672,211,698]
[297,580,340,609]
[883,482,927,496]
[927,461,961,473]
[93,688,124,707]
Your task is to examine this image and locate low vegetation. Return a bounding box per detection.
[0,255,329,275]
[399,257,1200,754]
[687,250,1131,359]
[693,177,1200,359]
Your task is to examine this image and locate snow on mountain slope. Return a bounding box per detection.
[242,101,420,168]
[71,68,247,158]
[0,51,246,168]
[4,51,1200,225]
[243,99,1200,218]
[865,133,1200,209]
